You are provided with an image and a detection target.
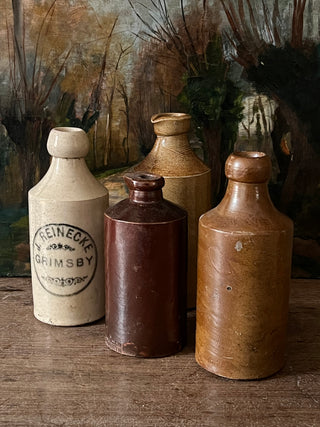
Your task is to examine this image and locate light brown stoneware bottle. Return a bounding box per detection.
[134,113,211,308]
[28,127,109,326]
[104,172,187,357]
[196,151,293,379]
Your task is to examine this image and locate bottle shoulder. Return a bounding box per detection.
[105,198,187,224]
[135,140,210,177]
[29,159,108,202]
[200,205,293,234]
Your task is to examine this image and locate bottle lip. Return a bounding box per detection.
[124,172,165,192]
[151,113,191,123]
[233,151,266,159]
[47,127,89,158]
[151,113,191,136]
[225,151,271,183]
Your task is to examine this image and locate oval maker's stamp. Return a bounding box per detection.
[33,223,97,296]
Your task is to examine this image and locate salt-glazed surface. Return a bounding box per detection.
[28,127,109,326]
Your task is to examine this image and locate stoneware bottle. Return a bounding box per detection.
[104,172,187,357]
[134,113,211,308]
[196,151,293,379]
[28,127,109,326]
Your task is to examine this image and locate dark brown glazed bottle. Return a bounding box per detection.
[196,151,293,379]
[104,172,187,357]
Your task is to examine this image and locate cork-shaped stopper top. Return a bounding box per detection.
[47,127,89,158]
[151,113,191,136]
[225,151,271,183]
[124,172,165,191]
[124,172,164,203]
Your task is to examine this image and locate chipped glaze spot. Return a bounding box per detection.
[235,241,243,252]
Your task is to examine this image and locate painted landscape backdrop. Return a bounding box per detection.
[0,0,319,277]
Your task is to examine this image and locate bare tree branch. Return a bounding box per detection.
[38,48,72,106]
[291,0,307,47]
[272,0,281,46]
[32,0,57,96]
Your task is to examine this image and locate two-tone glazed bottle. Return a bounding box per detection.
[134,113,211,307]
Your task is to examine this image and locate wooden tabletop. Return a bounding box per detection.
[1,278,319,426]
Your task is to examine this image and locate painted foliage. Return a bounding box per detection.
[0,0,319,276]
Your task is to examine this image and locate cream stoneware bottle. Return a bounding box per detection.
[28,127,109,326]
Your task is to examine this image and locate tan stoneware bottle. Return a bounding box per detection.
[104,172,187,357]
[196,151,293,379]
[28,127,109,326]
[134,113,211,308]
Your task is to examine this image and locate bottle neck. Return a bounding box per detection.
[47,157,92,183]
[50,157,87,169]
[218,180,275,213]
[129,189,163,203]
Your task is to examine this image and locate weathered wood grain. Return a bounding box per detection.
[0,278,319,426]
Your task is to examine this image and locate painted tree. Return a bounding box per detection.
[129,0,243,204]
[221,0,320,219]
[58,7,133,170]
[1,1,127,206]
[1,0,94,205]
[2,0,67,205]
[59,15,122,170]
[118,81,131,164]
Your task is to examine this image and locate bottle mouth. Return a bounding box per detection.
[134,173,158,180]
[151,113,191,123]
[233,151,267,159]
[124,172,165,192]
[53,127,84,134]
[151,113,191,136]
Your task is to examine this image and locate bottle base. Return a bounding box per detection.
[33,311,105,327]
[105,335,183,358]
[195,354,285,380]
